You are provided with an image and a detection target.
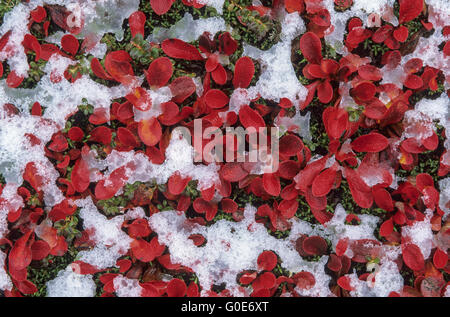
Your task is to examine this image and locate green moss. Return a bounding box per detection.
[395,124,445,183]
[0,0,19,25]
[54,213,82,244]
[296,197,319,224]
[27,247,79,297]
[97,181,154,216]
[139,0,219,36]
[92,267,120,297]
[223,0,281,51]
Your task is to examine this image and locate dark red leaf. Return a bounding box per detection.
[302,236,328,256]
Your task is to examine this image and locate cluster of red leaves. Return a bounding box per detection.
[0,0,449,298]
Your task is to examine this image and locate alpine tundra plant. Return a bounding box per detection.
[0,0,449,298]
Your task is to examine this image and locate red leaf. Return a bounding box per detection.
[358,65,382,81]
[292,271,315,290]
[95,166,128,200]
[221,163,248,182]
[263,173,281,197]
[129,11,146,38]
[299,32,322,64]
[131,238,163,263]
[48,132,68,152]
[193,198,218,221]
[302,236,328,256]
[379,217,394,238]
[345,168,373,208]
[91,58,113,81]
[336,238,348,256]
[312,165,337,197]
[104,51,135,85]
[146,57,173,88]
[211,64,227,85]
[351,82,376,101]
[128,219,151,238]
[61,34,79,56]
[239,105,265,129]
[399,0,424,24]
[68,127,84,142]
[279,134,304,157]
[279,160,300,180]
[404,74,423,89]
[240,272,257,285]
[327,254,342,272]
[6,71,24,88]
[393,26,409,42]
[257,251,277,271]
[167,278,187,297]
[402,243,425,271]
[117,259,132,273]
[138,117,162,146]
[254,272,276,290]
[117,127,139,148]
[162,39,203,60]
[323,107,349,139]
[31,240,50,261]
[169,76,196,103]
[72,158,90,193]
[221,198,238,213]
[168,172,191,195]
[219,32,238,56]
[151,0,175,16]
[71,261,102,275]
[23,162,44,192]
[9,230,33,272]
[15,280,38,295]
[373,187,394,211]
[337,276,353,291]
[351,132,389,153]
[204,89,229,109]
[30,6,47,23]
[433,249,448,269]
[126,87,152,111]
[285,0,305,13]
[278,199,298,219]
[89,126,112,145]
[233,56,255,88]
